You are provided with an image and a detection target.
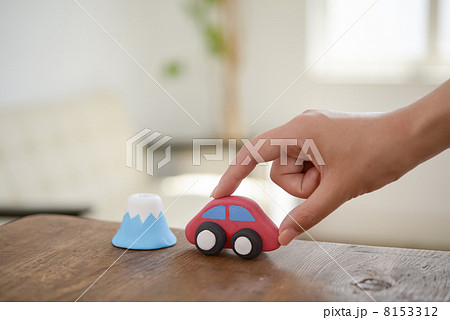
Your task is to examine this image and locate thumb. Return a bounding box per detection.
[278,179,344,246]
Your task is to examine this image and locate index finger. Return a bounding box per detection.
[211,124,293,198]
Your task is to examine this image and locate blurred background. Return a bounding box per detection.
[1,0,449,250]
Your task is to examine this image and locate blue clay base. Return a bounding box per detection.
[112,212,177,250]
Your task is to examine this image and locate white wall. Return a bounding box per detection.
[0,0,219,138]
[1,0,444,136]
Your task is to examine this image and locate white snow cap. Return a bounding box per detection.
[125,193,164,223]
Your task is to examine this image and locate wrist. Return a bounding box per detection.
[401,81,450,167]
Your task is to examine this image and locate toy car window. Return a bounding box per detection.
[229,205,255,222]
[201,205,226,220]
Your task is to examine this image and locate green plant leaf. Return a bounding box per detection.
[162,61,184,78]
[204,24,227,56]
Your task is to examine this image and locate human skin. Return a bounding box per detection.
[211,79,450,246]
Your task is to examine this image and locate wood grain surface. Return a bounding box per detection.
[0,214,448,301]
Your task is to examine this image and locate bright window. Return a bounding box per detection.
[437,0,450,59]
[306,0,450,83]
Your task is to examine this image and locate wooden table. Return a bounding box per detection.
[0,214,448,301]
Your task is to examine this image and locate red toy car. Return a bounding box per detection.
[185,196,280,259]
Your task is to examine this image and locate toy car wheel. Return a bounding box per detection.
[230,228,263,259]
[195,222,227,256]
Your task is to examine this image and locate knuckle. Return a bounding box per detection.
[302,109,318,115]
[303,109,326,120]
[292,109,325,127]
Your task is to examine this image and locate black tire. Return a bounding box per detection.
[230,228,263,259]
[195,222,227,256]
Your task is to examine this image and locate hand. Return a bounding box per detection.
[211,109,417,245]
[212,77,450,246]
[212,80,450,246]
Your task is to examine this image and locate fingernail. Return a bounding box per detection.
[278,228,297,246]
